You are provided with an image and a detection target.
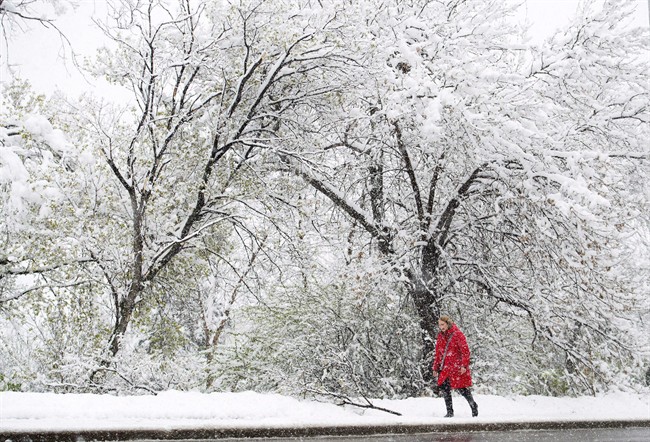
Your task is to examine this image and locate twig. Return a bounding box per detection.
[307,388,402,416]
[89,366,159,395]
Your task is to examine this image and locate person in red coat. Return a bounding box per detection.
[432,315,478,417]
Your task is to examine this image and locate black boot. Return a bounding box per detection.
[443,392,454,417]
[440,379,454,417]
[459,388,478,417]
[470,400,478,417]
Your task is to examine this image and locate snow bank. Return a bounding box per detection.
[1,391,648,432]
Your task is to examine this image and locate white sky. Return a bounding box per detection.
[0,0,649,99]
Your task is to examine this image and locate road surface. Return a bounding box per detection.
[3,420,649,441]
[239,426,650,441]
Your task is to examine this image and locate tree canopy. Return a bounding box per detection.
[1,0,648,397]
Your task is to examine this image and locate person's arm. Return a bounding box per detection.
[457,332,471,373]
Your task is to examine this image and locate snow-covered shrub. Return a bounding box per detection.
[211,261,425,399]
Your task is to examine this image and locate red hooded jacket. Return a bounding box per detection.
[432,324,473,389]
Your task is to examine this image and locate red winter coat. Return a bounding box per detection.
[432,324,473,389]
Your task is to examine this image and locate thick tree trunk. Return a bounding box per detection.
[409,277,440,384]
[107,293,138,358]
[409,226,446,386]
[106,197,145,359]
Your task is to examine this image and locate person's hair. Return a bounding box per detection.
[439,315,454,327]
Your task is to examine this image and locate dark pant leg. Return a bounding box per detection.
[458,387,478,416]
[440,379,453,416]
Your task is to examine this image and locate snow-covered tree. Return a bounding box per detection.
[2,0,648,396]
[278,0,649,394]
[53,0,352,388]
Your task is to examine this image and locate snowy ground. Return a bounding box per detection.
[1,391,649,433]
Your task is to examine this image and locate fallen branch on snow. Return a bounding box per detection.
[306,388,402,416]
